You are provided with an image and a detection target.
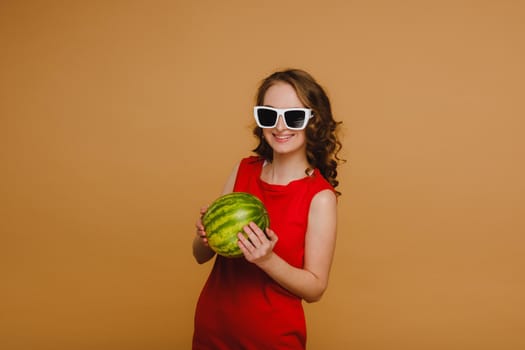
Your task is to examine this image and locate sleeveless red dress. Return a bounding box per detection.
[193,156,334,349]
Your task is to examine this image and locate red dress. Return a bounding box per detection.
[193,156,334,349]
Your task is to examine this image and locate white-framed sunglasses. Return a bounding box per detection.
[254,106,313,130]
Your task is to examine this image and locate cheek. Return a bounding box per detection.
[297,132,307,144]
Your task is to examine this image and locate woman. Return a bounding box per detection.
[192,68,343,349]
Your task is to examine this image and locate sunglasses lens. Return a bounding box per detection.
[257,108,278,127]
[284,110,307,129]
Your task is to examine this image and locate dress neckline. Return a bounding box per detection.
[257,160,316,191]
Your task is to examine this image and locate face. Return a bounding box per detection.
[261,82,308,157]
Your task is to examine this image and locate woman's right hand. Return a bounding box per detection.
[195,206,209,246]
[193,206,215,264]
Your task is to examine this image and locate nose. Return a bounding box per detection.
[275,114,287,130]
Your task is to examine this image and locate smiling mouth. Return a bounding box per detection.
[273,134,294,142]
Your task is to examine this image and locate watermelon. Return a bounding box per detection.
[202,192,270,258]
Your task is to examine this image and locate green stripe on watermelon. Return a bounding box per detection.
[202,192,269,258]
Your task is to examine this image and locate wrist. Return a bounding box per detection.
[254,251,277,270]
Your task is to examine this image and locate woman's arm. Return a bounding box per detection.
[192,162,240,264]
[238,189,337,302]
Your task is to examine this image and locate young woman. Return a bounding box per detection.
[192,68,343,349]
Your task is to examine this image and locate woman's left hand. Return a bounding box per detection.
[237,222,278,264]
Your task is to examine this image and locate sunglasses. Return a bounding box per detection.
[254,106,313,130]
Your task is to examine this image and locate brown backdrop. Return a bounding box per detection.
[1,1,524,349]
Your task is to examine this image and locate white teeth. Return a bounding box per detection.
[275,135,292,139]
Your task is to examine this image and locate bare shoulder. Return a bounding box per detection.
[221,161,240,194]
[308,189,337,224]
[311,189,337,208]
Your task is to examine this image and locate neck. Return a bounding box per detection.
[264,153,311,185]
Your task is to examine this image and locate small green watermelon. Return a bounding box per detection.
[202,192,269,258]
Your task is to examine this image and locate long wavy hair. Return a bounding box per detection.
[252,68,344,195]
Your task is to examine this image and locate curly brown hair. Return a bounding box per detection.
[252,68,344,195]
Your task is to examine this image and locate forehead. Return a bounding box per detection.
[262,82,304,108]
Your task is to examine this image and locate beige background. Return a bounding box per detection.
[1,1,524,349]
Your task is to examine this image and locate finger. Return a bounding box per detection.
[237,238,251,257]
[243,225,263,247]
[200,206,208,216]
[265,227,278,242]
[237,232,254,252]
[195,223,202,232]
[196,216,205,230]
[195,224,206,237]
[248,222,268,242]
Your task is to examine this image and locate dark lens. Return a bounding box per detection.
[283,110,306,128]
[257,108,278,127]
